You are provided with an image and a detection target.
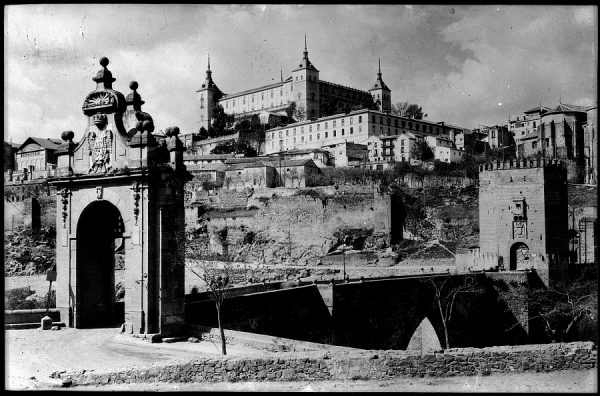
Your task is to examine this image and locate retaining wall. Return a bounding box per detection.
[58,341,596,386]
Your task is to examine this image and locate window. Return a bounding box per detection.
[317,124,320,131]
[350,117,353,125]
[301,136,304,143]
[243,98,245,104]
[309,135,312,141]
[278,131,282,138]
[341,119,345,126]
[286,130,289,137]
[408,122,413,129]
[301,127,304,133]
[387,118,391,126]
[416,124,420,131]
[333,130,337,137]
[333,120,337,127]
[309,125,312,132]
[261,93,264,100]
[342,129,345,136]
[325,122,328,129]
[359,116,362,123]
[402,120,406,128]
[350,127,353,134]
[395,119,398,127]
[293,128,297,136]
[401,139,405,146]
[372,115,376,123]
[325,132,328,138]
[270,91,273,98]
[380,116,383,124]
[252,96,255,103]
[294,137,296,143]
[317,133,320,140]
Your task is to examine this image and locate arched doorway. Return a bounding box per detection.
[76,200,125,328]
[509,242,530,270]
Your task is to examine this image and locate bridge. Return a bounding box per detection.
[185,270,539,350]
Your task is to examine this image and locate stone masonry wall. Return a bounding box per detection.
[59,341,596,386]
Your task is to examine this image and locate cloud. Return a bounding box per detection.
[3,5,596,143]
[419,6,597,127]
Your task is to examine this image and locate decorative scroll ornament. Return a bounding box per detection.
[132,181,141,225]
[96,186,103,200]
[82,91,116,110]
[88,113,113,173]
[60,188,70,228]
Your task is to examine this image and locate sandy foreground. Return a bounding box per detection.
[5,327,597,392]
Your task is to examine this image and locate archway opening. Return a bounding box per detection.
[76,200,124,328]
[509,242,530,270]
[406,317,442,354]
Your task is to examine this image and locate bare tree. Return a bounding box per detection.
[528,272,597,343]
[427,274,478,349]
[187,262,232,355]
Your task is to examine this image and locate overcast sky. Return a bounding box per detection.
[4,4,597,144]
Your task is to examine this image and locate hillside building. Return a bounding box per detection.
[263,108,454,164]
[195,37,390,135]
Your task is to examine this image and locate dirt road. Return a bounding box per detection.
[5,327,597,392]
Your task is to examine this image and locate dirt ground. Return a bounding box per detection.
[5,327,597,392]
[5,327,267,390]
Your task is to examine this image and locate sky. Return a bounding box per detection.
[4,4,598,144]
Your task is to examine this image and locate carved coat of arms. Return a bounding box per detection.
[88,113,113,173]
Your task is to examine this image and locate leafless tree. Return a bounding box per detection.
[427,274,478,349]
[528,272,597,343]
[187,261,232,355]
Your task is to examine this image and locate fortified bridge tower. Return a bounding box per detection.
[48,57,191,336]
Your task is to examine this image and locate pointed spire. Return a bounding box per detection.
[378,58,381,75]
[207,53,211,71]
[281,69,283,82]
[293,34,318,72]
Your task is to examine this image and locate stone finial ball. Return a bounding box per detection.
[142,120,154,132]
[61,130,75,141]
[129,81,138,91]
[99,57,109,67]
[164,127,173,137]
[172,126,180,136]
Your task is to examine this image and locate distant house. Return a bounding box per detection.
[187,162,227,188]
[425,135,464,163]
[224,160,277,190]
[273,158,320,188]
[16,137,62,172]
[322,142,368,167]
[269,148,330,168]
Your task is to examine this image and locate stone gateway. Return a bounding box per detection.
[48,57,191,336]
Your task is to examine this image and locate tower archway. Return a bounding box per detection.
[509,242,530,270]
[75,200,124,328]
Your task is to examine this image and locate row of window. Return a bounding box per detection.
[17,150,44,157]
[271,127,360,148]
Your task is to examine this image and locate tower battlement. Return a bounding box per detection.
[478,158,565,173]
